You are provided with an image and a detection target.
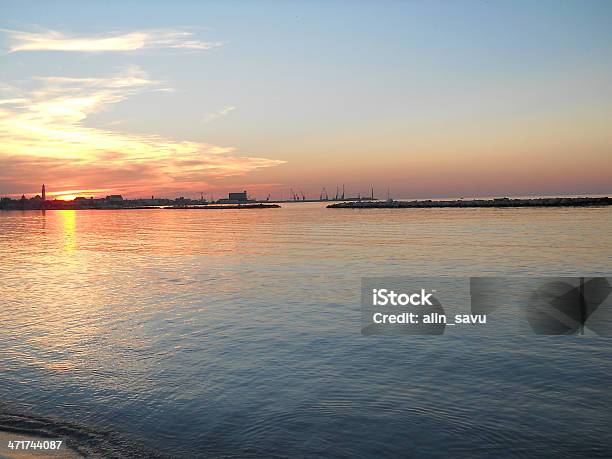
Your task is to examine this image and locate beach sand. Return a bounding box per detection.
[0,432,81,459]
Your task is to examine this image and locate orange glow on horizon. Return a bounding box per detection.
[51,189,104,200]
[55,194,78,201]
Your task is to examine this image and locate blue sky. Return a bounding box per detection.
[1,0,611,198]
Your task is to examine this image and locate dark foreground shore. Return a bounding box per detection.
[328,196,612,209]
[0,407,165,459]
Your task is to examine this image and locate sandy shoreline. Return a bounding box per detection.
[0,432,81,459]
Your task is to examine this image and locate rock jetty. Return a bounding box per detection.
[327,197,611,209]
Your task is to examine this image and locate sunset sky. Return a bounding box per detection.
[1,0,611,200]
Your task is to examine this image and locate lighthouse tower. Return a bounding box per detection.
[42,184,46,201]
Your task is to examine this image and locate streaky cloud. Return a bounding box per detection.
[204,106,236,123]
[2,28,224,53]
[0,68,284,197]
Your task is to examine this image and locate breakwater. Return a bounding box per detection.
[171,203,280,209]
[327,196,611,209]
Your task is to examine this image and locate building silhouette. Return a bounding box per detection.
[228,191,248,202]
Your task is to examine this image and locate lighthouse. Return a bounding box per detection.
[42,184,46,201]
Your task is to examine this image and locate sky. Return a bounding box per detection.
[0,0,611,200]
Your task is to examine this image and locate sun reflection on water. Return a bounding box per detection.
[58,210,76,252]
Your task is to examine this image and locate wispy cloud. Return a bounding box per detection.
[2,28,223,53]
[0,69,284,197]
[204,106,236,123]
[0,98,27,105]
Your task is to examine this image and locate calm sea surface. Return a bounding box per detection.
[1,203,611,457]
